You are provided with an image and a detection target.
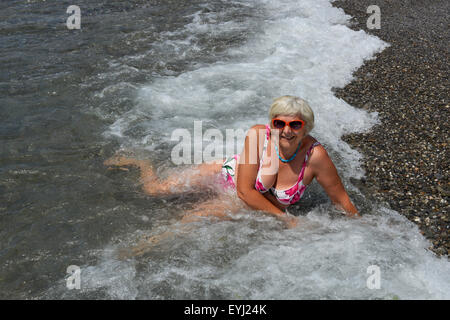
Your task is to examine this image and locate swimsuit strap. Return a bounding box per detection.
[263,124,270,153]
[297,141,321,182]
[258,124,270,168]
[305,141,321,162]
[254,125,271,192]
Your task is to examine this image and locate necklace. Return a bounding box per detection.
[274,141,301,163]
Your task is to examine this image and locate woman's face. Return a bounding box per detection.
[271,114,306,148]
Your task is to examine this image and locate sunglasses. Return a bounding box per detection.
[271,118,305,131]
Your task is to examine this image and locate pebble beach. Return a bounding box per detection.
[332,0,449,256]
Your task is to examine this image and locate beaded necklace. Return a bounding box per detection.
[274,141,301,163]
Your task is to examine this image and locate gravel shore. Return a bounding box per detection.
[331,0,449,256]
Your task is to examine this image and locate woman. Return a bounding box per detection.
[221,95,359,227]
[106,95,358,255]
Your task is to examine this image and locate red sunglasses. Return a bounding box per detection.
[271,118,305,131]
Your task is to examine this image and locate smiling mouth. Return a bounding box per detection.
[281,136,295,140]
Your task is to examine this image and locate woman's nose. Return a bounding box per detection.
[283,125,292,136]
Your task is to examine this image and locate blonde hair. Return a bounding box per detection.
[269,95,315,134]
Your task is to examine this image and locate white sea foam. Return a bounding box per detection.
[66,206,449,300]
[105,0,386,177]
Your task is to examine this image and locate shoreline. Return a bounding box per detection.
[331,0,449,256]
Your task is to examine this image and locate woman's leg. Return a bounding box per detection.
[104,155,223,195]
[105,155,240,259]
[118,195,242,259]
[144,161,223,195]
[180,195,239,223]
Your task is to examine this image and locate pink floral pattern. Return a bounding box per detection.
[221,154,239,188]
[255,178,268,193]
[284,182,299,197]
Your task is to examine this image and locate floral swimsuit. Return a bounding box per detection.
[222,124,320,206]
[221,154,240,189]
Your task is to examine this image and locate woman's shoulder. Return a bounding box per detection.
[305,135,321,148]
[305,136,329,163]
[249,124,267,131]
[246,124,269,158]
[247,124,268,140]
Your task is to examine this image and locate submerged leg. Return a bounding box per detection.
[141,161,223,195]
[180,196,239,223]
[118,229,181,259]
[117,195,242,259]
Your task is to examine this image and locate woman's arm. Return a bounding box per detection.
[236,126,286,217]
[309,145,360,217]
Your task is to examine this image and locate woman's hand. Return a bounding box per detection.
[278,213,299,229]
[309,145,360,217]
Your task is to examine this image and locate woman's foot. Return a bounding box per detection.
[104,154,140,167]
[104,152,161,192]
[117,231,173,260]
